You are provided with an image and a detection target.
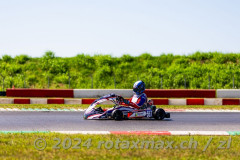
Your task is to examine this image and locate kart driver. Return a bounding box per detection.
[118,80,148,109]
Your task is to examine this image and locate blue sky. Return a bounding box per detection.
[0,0,240,57]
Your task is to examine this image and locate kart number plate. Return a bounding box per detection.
[146,110,152,118]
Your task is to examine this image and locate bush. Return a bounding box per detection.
[15,55,31,64]
[2,55,12,63]
[0,51,240,89]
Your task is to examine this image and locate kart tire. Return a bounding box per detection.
[112,109,123,121]
[154,108,166,120]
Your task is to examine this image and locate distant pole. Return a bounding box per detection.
[11,76,14,88]
[158,75,160,89]
[91,75,93,89]
[68,72,70,89]
[233,74,235,89]
[161,75,163,89]
[208,75,211,89]
[114,74,116,89]
[2,77,4,91]
[24,76,26,88]
[48,76,50,88]
[237,75,238,88]
[172,74,174,89]
[184,76,186,89]
[149,77,151,89]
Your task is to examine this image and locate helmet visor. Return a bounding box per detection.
[133,88,138,92]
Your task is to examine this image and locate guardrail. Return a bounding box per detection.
[7,89,73,97]
[0,98,82,104]
[6,89,240,98]
[217,89,240,98]
[6,89,216,98]
[144,89,215,98]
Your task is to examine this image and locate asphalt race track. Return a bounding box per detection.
[0,112,240,131]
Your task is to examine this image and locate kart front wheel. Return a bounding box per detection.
[154,108,166,120]
[112,109,123,121]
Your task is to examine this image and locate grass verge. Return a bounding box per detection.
[0,133,239,159]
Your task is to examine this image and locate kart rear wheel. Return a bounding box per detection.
[112,109,123,121]
[154,108,166,120]
[151,105,156,112]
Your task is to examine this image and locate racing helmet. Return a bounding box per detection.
[133,80,145,95]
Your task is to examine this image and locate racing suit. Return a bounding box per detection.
[120,93,147,109]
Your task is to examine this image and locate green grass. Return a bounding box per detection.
[0,104,240,110]
[0,133,240,159]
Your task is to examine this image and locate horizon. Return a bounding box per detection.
[1,50,240,58]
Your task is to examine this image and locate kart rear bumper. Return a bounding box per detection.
[165,113,170,118]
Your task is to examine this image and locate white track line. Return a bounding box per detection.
[169,131,229,135]
[53,131,111,134]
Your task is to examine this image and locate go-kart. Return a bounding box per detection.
[84,94,170,121]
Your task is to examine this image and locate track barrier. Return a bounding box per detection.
[145,89,216,98]
[0,98,240,105]
[7,89,73,98]
[7,89,216,98]
[222,99,240,105]
[47,99,65,104]
[14,99,30,104]
[187,99,204,105]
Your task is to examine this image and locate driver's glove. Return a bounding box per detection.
[116,96,124,103]
[123,99,130,104]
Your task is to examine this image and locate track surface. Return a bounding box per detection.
[0,112,240,131]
